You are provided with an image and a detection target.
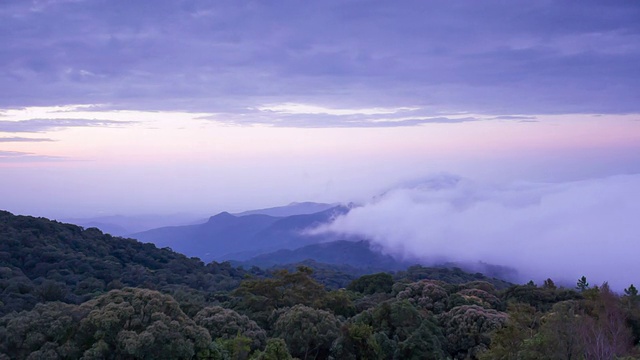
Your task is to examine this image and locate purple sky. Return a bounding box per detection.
[2,0,639,286]
[2,0,640,211]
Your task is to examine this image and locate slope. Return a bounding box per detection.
[132,206,350,262]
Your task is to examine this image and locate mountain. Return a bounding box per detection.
[0,210,253,317]
[59,213,202,236]
[234,202,337,217]
[241,240,411,271]
[240,240,516,289]
[132,206,351,262]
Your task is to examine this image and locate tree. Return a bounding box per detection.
[576,276,589,292]
[77,288,211,359]
[580,283,633,359]
[272,305,341,360]
[252,338,293,360]
[394,320,446,360]
[347,273,393,295]
[330,323,383,360]
[480,303,540,360]
[542,278,556,290]
[437,305,508,359]
[0,301,83,359]
[231,267,327,329]
[194,306,266,351]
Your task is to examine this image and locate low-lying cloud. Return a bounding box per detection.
[315,174,640,290]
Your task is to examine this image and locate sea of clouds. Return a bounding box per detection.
[314,173,640,290]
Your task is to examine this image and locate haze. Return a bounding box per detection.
[1,1,639,284]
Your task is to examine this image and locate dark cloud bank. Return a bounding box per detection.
[1,1,639,116]
[315,174,640,290]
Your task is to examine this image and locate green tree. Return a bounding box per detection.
[576,276,589,292]
[542,278,557,290]
[437,305,508,359]
[232,267,327,329]
[194,306,266,351]
[77,288,211,359]
[272,305,341,360]
[330,323,383,360]
[252,338,293,360]
[0,301,83,359]
[479,303,540,360]
[347,273,394,295]
[522,300,585,360]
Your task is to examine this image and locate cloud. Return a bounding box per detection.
[0,136,54,142]
[490,115,538,121]
[0,150,63,162]
[206,104,479,128]
[256,103,420,116]
[1,1,639,116]
[0,118,135,133]
[314,174,640,289]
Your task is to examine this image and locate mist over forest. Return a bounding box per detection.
[315,173,640,290]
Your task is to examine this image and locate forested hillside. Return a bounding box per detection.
[1,210,639,359]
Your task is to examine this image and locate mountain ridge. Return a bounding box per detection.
[132,205,351,262]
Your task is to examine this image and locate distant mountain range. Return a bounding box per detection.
[234,202,337,217]
[61,202,338,237]
[132,205,352,262]
[59,213,203,236]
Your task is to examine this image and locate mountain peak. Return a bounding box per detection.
[207,211,236,222]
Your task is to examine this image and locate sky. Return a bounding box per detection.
[1,1,640,283]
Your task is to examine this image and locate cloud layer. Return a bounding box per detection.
[0,118,133,133]
[316,174,640,289]
[2,1,639,119]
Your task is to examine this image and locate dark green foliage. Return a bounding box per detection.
[395,279,450,314]
[395,265,513,290]
[267,260,359,289]
[347,272,394,295]
[272,305,341,360]
[501,283,581,312]
[0,288,211,360]
[478,303,540,360]
[1,210,638,359]
[317,289,357,318]
[230,267,327,329]
[194,306,266,351]
[0,301,84,359]
[438,305,507,359]
[484,283,637,360]
[77,288,211,359]
[0,210,254,316]
[252,338,293,360]
[347,299,448,359]
[330,323,383,360]
[576,276,589,292]
[394,321,446,360]
[542,278,557,289]
[243,240,407,273]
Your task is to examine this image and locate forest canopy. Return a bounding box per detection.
[0,210,638,359]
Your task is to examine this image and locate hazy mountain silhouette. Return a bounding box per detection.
[234,202,337,217]
[60,213,201,236]
[132,206,350,262]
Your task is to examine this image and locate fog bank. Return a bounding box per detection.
[316,174,640,290]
